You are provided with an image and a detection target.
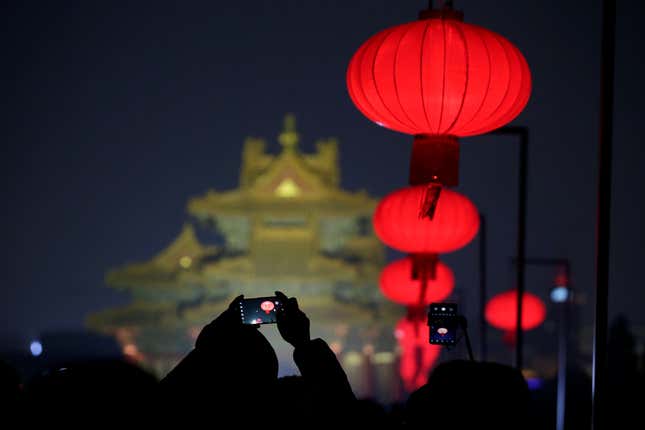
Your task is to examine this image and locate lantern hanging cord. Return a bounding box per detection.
[429,0,455,9]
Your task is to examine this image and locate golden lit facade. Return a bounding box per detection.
[88,115,401,399]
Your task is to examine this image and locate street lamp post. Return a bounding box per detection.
[478,213,488,362]
[512,257,572,430]
[593,1,616,429]
[489,126,529,370]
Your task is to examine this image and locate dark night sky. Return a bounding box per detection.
[2,1,644,354]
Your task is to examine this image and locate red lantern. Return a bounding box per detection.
[260,300,275,314]
[395,317,441,392]
[485,289,546,333]
[347,7,531,188]
[380,257,454,306]
[373,185,479,254]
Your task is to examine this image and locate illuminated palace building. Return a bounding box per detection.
[88,115,402,401]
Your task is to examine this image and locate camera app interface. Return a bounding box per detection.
[429,303,458,345]
[239,297,281,325]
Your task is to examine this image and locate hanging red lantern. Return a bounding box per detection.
[395,317,441,392]
[347,5,531,190]
[380,257,454,306]
[373,185,479,254]
[485,289,546,345]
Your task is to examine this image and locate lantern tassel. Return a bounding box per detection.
[419,183,442,220]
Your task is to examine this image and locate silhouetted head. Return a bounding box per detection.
[0,359,21,402]
[354,398,390,425]
[24,359,157,422]
[196,323,279,391]
[159,314,280,423]
[274,375,313,423]
[406,360,529,429]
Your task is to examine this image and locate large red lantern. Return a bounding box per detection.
[380,257,454,306]
[395,317,441,392]
[347,6,531,189]
[485,290,546,345]
[374,185,479,254]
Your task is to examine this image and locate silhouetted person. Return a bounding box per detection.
[274,291,356,419]
[275,375,314,422]
[24,358,157,424]
[352,398,392,426]
[0,359,20,401]
[606,315,644,429]
[160,291,356,423]
[160,294,278,421]
[0,359,21,422]
[527,364,591,430]
[405,360,529,429]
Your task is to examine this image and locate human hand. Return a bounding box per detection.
[196,295,244,350]
[275,291,310,348]
[214,294,245,327]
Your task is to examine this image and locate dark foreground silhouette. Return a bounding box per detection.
[6,296,641,428]
[159,291,356,423]
[406,360,529,429]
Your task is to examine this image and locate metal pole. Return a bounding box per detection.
[479,213,488,361]
[516,129,528,370]
[556,301,567,430]
[490,126,529,370]
[556,262,571,430]
[510,256,571,429]
[592,0,615,428]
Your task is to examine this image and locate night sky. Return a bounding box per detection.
[2,0,644,356]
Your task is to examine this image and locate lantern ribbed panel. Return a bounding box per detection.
[484,290,546,331]
[347,18,531,137]
[380,257,454,306]
[373,185,479,254]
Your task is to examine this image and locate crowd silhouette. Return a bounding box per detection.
[1,292,643,428]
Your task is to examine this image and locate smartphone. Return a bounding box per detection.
[238,296,282,325]
[428,303,459,345]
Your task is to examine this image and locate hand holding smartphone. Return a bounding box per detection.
[238,296,282,325]
[428,303,459,345]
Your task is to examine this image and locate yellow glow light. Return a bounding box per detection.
[275,177,301,198]
[373,351,395,364]
[179,256,192,269]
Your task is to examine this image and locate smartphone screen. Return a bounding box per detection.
[239,296,282,325]
[428,303,458,345]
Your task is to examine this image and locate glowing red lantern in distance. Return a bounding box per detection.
[347,7,531,187]
[395,317,441,392]
[373,185,479,254]
[485,290,546,331]
[380,257,454,306]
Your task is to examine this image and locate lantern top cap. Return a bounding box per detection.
[418,8,464,21]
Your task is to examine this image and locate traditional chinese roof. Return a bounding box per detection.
[90,115,391,346]
[106,224,218,292]
[188,114,377,219]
